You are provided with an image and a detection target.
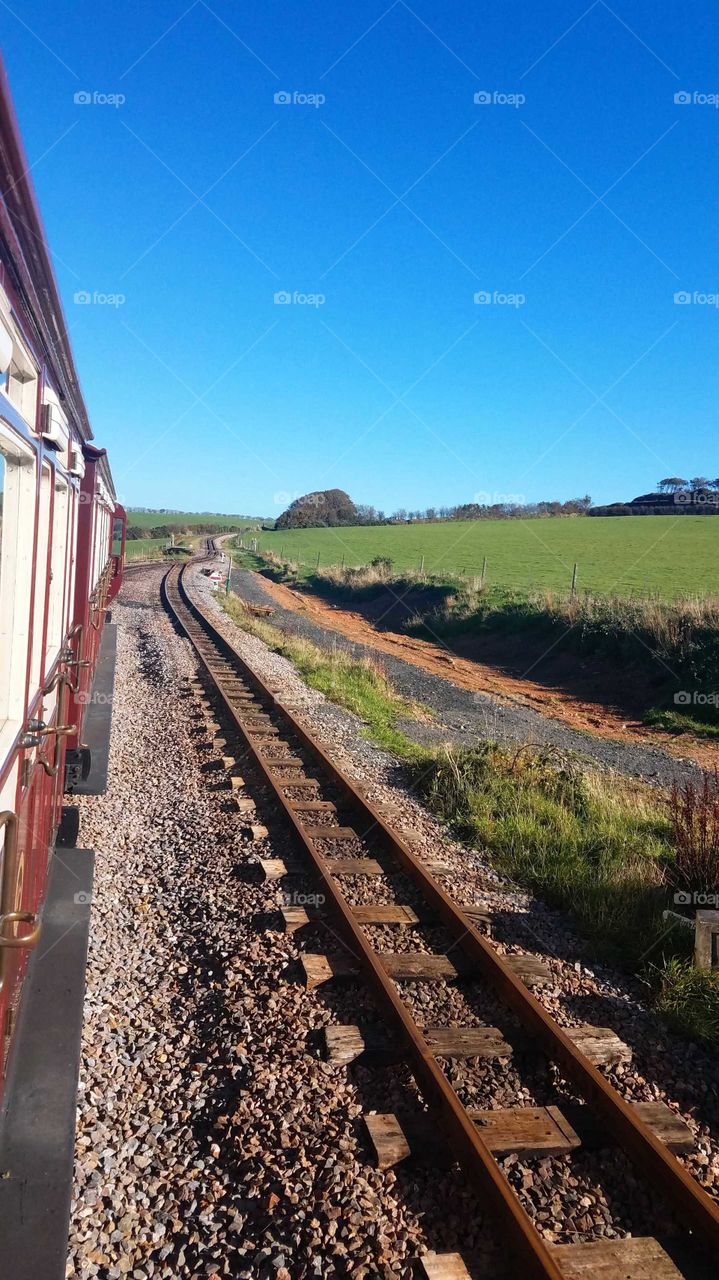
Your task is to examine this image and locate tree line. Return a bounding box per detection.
[273,489,594,530]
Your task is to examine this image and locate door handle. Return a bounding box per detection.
[0,910,41,949]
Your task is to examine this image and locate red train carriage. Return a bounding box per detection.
[0,57,124,1275]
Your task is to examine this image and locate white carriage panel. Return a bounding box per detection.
[0,423,36,752]
[0,759,19,818]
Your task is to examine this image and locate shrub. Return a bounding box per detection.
[370,555,394,573]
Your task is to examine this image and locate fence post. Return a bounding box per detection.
[695,910,719,969]
[480,555,487,589]
[571,563,578,598]
[419,555,425,574]
[316,551,321,568]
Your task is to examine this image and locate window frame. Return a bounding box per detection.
[0,419,37,757]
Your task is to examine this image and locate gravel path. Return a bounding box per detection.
[226,564,702,789]
[67,565,719,1280]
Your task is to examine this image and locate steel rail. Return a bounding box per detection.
[163,556,719,1274]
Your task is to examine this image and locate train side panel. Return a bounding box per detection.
[0,279,123,1080]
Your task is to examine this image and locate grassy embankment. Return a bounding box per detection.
[220,588,719,1044]
[230,536,719,740]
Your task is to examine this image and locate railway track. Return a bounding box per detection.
[162,547,719,1280]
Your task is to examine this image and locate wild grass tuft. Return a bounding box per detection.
[656,958,719,1042]
[409,743,671,967]
[221,591,428,756]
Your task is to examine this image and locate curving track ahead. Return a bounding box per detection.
[162,547,718,1280]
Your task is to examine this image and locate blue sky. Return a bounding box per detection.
[2,2,718,514]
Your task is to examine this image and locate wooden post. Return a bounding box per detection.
[419,555,425,574]
[480,556,487,589]
[571,563,578,598]
[694,910,719,970]
[316,551,321,568]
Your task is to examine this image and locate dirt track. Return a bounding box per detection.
[227,564,714,786]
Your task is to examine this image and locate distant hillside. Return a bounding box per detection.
[127,508,267,527]
[125,510,267,541]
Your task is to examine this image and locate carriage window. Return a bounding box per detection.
[29,463,51,689]
[0,317,38,426]
[46,477,69,662]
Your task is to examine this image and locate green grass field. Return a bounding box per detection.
[259,515,719,598]
[126,510,264,528]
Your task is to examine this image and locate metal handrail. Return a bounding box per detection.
[0,811,41,989]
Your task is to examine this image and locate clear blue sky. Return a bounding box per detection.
[3,2,718,515]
